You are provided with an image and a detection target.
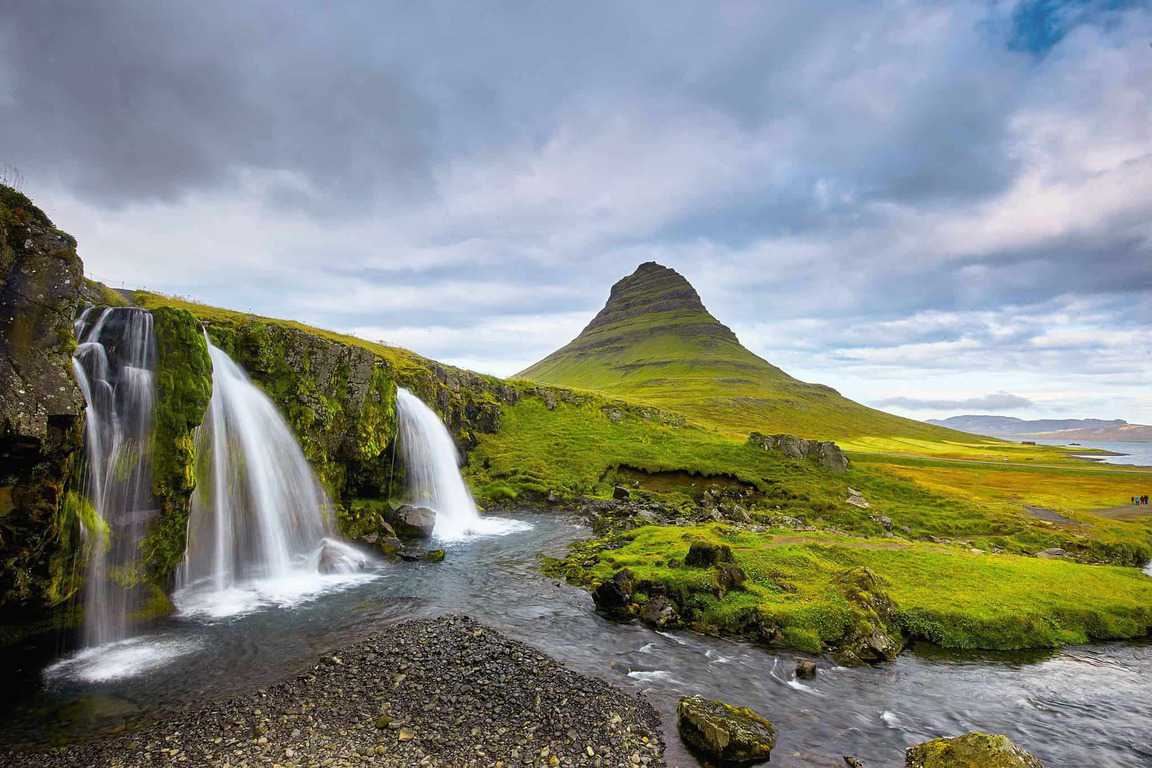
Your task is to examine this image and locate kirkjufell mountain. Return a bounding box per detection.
[519,262,961,442]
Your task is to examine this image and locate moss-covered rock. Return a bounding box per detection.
[832,566,904,665]
[906,732,1044,768]
[0,183,87,617]
[139,307,212,591]
[676,695,776,766]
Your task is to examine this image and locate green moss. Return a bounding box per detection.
[562,524,1152,654]
[141,307,212,590]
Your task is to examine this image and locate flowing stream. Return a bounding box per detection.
[4,515,1150,767]
[71,308,158,647]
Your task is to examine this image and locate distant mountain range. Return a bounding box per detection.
[927,415,1152,443]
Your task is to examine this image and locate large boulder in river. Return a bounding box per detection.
[592,569,634,616]
[384,504,436,539]
[906,732,1044,768]
[677,695,776,765]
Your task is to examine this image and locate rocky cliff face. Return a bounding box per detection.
[0,185,86,614]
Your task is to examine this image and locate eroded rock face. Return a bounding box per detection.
[748,432,850,473]
[677,695,777,766]
[905,732,1045,768]
[0,186,86,613]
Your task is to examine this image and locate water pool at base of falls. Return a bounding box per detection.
[4,513,1151,767]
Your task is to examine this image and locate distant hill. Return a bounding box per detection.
[518,262,971,443]
[928,415,1152,442]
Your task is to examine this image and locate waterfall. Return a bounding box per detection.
[395,387,484,539]
[178,339,366,597]
[71,307,157,647]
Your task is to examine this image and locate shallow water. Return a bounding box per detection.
[4,514,1151,767]
[1035,439,1152,468]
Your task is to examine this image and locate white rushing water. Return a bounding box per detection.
[71,307,158,647]
[395,387,530,540]
[175,339,370,618]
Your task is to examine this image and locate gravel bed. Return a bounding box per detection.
[4,615,665,767]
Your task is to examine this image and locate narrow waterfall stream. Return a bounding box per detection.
[395,387,528,540]
[71,308,158,647]
[174,339,369,617]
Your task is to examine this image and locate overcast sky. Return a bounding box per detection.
[3,0,1149,423]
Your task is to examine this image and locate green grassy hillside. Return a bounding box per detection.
[518,262,985,446]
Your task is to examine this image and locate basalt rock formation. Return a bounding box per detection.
[0,185,86,615]
[747,432,850,473]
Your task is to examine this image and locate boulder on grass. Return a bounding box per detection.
[384,505,436,539]
[677,695,776,766]
[685,541,734,567]
[906,732,1044,768]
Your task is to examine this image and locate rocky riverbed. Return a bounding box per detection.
[2,615,665,768]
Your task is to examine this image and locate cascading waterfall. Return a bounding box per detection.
[177,339,366,599]
[71,307,157,647]
[395,387,531,541]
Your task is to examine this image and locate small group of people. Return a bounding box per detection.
[1133,494,1149,505]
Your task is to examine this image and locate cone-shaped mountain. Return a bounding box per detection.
[518,262,959,442]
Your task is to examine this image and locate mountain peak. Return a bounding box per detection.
[583,262,736,342]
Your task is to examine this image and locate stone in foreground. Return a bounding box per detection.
[677,695,776,765]
[906,732,1044,768]
[384,504,436,539]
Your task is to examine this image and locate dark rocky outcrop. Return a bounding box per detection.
[677,695,776,766]
[0,185,86,615]
[832,567,903,665]
[592,569,635,616]
[796,659,818,679]
[384,505,436,539]
[747,432,850,473]
[905,732,1044,768]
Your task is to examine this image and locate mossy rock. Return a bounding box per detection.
[677,695,776,766]
[906,732,1044,768]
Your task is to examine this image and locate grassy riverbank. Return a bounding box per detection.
[555,524,1152,654]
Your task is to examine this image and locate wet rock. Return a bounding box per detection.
[677,695,776,765]
[375,536,404,556]
[795,660,818,679]
[592,569,634,615]
[905,732,1044,768]
[747,432,849,473]
[613,485,632,500]
[385,504,436,539]
[844,757,866,768]
[423,549,445,563]
[638,595,680,629]
[0,185,86,612]
[685,541,734,568]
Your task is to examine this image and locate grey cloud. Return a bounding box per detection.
[876,393,1034,411]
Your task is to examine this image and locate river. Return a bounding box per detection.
[3,514,1150,767]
